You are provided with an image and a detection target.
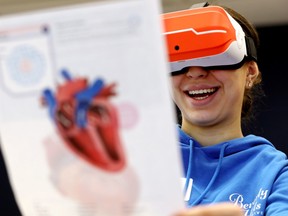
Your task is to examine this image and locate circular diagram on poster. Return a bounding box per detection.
[6,45,46,87]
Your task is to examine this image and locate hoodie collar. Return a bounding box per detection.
[177,124,274,157]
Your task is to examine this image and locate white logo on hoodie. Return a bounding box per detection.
[229,188,268,216]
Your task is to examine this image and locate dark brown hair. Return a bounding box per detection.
[221,5,265,129]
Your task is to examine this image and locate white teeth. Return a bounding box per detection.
[188,88,215,95]
[194,95,209,100]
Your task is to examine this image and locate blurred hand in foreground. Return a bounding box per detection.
[174,203,244,216]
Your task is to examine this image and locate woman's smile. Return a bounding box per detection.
[185,87,219,100]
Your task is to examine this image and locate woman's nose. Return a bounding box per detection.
[186,66,208,79]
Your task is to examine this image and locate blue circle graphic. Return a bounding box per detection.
[6,45,46,86]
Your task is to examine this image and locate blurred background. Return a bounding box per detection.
[163,0,288,26]
[0,0,287,215]
[0,0,287,26]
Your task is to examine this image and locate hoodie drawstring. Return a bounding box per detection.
[186,141,229,206]
[184,139,194,193]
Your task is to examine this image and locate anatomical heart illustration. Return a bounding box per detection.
[41,69,126,172]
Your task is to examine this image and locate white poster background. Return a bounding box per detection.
[0,0,185,215]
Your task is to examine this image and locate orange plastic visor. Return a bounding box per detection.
[162,6,249,73]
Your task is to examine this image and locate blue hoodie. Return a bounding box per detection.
[178,126,288,216]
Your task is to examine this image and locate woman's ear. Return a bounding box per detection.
[246,61,260,88]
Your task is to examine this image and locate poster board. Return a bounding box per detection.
[0,0,185,215]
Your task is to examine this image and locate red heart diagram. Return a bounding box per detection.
[42,70,126,172]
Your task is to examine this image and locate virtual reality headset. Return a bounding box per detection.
[162,4,257,74]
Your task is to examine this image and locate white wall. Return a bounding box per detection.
[0,0,99,15]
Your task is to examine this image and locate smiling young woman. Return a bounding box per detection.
[163,2,288,216]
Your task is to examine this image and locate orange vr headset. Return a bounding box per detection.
[162,4,257,74]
